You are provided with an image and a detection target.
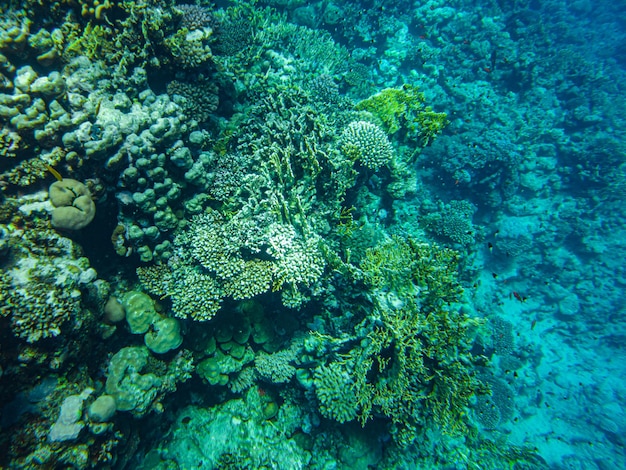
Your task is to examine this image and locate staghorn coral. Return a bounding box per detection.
[202,152,248,202]
[340,120,395,171]
[266,223,325,290]
[171,267,222,323]
[254,347,298,384]
[186,211,324,304]
[224,260,274,301]
[138,200,327,320]
[166,26,215,70]
[214,12,253,57]
[177,4,218,31]
[306,74,351,111]
[228,366,257,394]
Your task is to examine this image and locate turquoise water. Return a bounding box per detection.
[0,1,624,468]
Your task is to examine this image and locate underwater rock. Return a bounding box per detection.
[48,388,93,443]
[103,296,125,323]
[88,395,117,423]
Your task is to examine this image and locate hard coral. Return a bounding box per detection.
[49,179,96,231]
[177,4,218,31]
[340,120,394,171]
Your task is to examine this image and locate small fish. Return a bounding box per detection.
[513,291,523,302]
[488,242,493,252]
[46,164,63,182]
[492,272,498,279]
[531,320,537,330]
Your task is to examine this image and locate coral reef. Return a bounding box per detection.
[305,236,484,447]
[0,212,103,344]
[3,0,603,467]
[422,199,477,247]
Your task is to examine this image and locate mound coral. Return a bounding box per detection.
[49,179,96,231]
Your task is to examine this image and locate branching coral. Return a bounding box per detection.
[311,236,483,446]
[314,362,358,423]
[1,225,100,343]
[167,78,218,122]
[355,85,448,146]
[340,120,395,171]
[137,209,326,320]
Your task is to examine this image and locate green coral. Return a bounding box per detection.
[314,362,358,423]
[254,347,299,384]
[164,26,214,70]
[105,345,193,416]
[311,236,483,447]
[121,290,183,354]
[121,290,159,334]
[198,350,245,387]
[145,317,183,355]
[355,85,448,146]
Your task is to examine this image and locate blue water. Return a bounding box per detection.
[0,0,624,468]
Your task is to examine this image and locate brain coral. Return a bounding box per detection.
[49,179,96,231]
